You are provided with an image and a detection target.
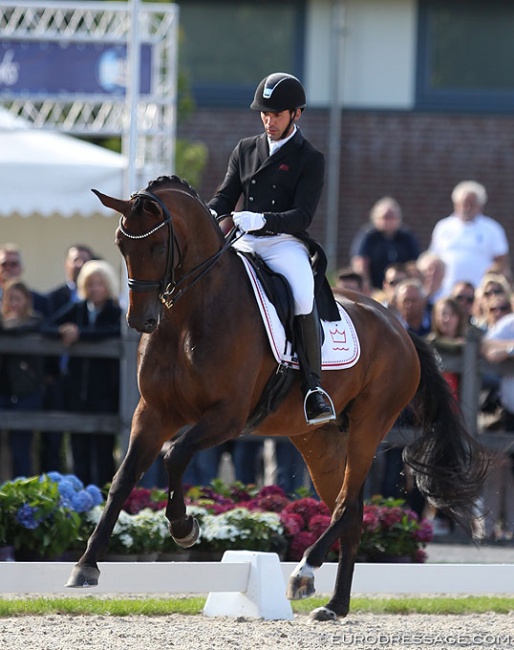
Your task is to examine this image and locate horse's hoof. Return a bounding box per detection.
[286,574,315,600]
[309,606,338,622]
[65,564,100,588]
[172,517,200,549]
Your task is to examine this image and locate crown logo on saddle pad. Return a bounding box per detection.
[239,255,360,370]
[329,326,348,350]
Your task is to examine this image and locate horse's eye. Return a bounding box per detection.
[152,243,167,257]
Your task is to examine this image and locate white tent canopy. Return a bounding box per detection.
[0,108,127,218]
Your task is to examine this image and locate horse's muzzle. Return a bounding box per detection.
[126,311,160,333]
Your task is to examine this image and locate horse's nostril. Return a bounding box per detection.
[145,318,157,332]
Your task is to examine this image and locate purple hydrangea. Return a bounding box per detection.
[45,471,64,483]
[62,474,84,491]
[15,504,40,530]
[71,490,94,513]
[56,479,77,501]
[85,484,104,507]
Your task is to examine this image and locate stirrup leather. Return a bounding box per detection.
[303,387,337,425]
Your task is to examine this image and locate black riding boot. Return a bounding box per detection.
[294,309,336,425]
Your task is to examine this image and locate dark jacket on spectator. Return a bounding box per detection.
[42,299,121,413]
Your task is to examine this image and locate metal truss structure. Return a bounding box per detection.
[0,0,178,188]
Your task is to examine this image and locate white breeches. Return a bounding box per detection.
[233,233,314,315]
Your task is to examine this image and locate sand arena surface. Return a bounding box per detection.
[1,611,513,650]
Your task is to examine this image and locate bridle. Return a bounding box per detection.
[118,189,236,308]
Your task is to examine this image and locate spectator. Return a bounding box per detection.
[394,278,431,336]
[375,262,409,309]
[273,439,311,496]
[429,180,510,297]
[380,278,430,516]
[0,280,45,478]
[46,244,95,313]
[332,267,367,299]
[416,251,446,308]
[42,260,121,487]
[473,273,512,332]
[481,305,514,541]
[39,244,96,474]
[450,281,476,323]
[425,296,469,535]
[351,197,420,291]
[0,243,49,317]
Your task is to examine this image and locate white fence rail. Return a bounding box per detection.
[1,552,513,620]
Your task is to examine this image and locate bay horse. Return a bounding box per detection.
[66,175,487,621]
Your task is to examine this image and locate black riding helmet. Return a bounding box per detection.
[250,72,306,113]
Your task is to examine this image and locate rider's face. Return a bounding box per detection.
[261,109,298,141]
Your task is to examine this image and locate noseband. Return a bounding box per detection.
[119,188,235,308]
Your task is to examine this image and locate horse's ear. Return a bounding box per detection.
[92,188,129,215]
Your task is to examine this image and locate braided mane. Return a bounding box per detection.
[146,175,202,202]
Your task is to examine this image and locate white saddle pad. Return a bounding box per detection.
[240,255,361,370]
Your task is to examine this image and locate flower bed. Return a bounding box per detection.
[0,475,433,562]
[0,472,104,559]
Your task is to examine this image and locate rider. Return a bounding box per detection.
[208,72,336,425]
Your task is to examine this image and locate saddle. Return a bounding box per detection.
[237,251,295,344]
[237,251,296,431]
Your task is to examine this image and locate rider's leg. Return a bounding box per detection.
[239,235,336,425]
[294,305,336,424]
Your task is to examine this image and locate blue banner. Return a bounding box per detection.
[0,41,152,96]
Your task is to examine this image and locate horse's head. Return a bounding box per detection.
[94,176,222,333]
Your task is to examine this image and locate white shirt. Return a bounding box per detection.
[485,313,514,412]
[268,125,297,156]
[429,213,509,297]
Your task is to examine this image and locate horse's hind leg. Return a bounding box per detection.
[288,413,397,620]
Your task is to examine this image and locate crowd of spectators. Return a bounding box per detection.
[344,180,513,543]
[0,243,121,487]
[1,178,513,544]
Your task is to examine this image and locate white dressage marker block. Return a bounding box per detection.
[204,551,294,620]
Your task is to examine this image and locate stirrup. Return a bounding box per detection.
[303,387,337,425]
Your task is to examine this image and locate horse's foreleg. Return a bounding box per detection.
[66,447,142,587]
[162,418,240,545]
[66,407,166,588]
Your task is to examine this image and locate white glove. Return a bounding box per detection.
[232,211,266,233]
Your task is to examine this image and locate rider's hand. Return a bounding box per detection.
[232,211,266,233]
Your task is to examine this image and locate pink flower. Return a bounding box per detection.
[413,519,434,543]
[258,485,287,498]
[282,498,330,528]
[308,514,331,538]
[413,548,428,563]
[288,531,317,561]
[362,506,380,532]
[379,506,405,529]
[280,512,304,536]
[255,494,290,512]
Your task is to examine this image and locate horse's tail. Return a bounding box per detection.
[403,332,489,535]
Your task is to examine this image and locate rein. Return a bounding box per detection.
[120,189,238,308]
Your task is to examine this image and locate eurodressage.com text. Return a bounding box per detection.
[329,632,514,647]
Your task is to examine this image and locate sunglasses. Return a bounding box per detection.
[455,294,474,304]
[489,304,511,314]
[0,260,21,268]
[484,288,504,297]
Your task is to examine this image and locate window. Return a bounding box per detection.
[178,0,305,106]
[416,0,514,112]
